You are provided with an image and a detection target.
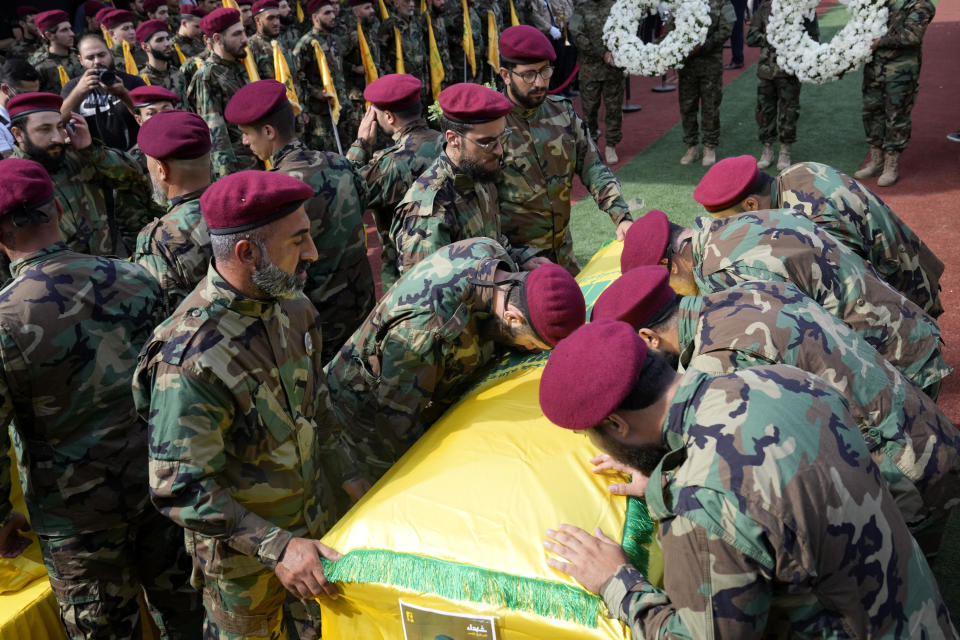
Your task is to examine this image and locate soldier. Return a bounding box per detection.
[347,74,443,289]
[568,0,623,165]
[29,10,82,93]
[248,0,294,82]
[426,0,455,90]
[237,0,257,35]
[444,0,483,84]
[276,0,305,52]
[746,0,818,170]
[378,0,430,102]
[81,2,107,37]
[695,155,945,316]
[0,59,40,159]
[592,267,960,554]
[620,208,951,395]
[126,85,181,172]
[497,26,632,275]
[673,0,734,166]
[326,238,585,478]
[103,10,149,72]
[0,158,203,639]
[538,321,957,639]
[854,0,935,187]
[174,5,208,61]
[188,7,258,178]
[144,0,172,22]
[133,170,361,640]
[7,6,42,62]
[226,80,376,364]
[136,20,187,103]
[9,92,155,257]
[342,0,382,127]
[392,83,541,274]
[133,110,213,316]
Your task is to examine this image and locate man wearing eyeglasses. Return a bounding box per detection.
[392,82,542,274]
[496,25,633,277]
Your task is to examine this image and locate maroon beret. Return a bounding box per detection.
[363,74,421,112]
[525,263,585,347]
[694,155,761,213]
[590,266,676,330]
[136,19,170,44]
[539,320,648,430]
[350,0,373,5]
[83,1,106,19]
[620,209,670,274]
[438,83,513,124]
[7,92,63,120]
[17,5,40,18]
[224,80,288,125]
[34,10,71,33]
[129,85,180,109]
[180,5,207,17]
[138,110,212,160]
[201,170,314,235]
[102,9,134,29]
[200,7,242,35]
[0,158,55,219]
[307,0,336,13]
[95,6,115,24]
[143,0,167,14]
[499,25,556,63]
[252,0,280,15]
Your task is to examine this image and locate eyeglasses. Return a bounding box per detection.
[510,66,554,84]
[457,128,512,153]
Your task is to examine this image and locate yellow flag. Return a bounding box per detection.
[420,0,426,13]
[486,11,498,70]
[101,26,114,49]
[272,40,301,114]
[173,41,186,65]
[461,0,475,77]
[425,13,443,100]
[57,65,69,88]
[122,40,139,75]
[140,72,152,85]
[357,21,379,85]
[377,0,389,20]
[509,0,519,26]
[296,0,304,22]
[264,157,273,169]
[393,26,405,73]
[311,40,340,124]
[221,0,238,9]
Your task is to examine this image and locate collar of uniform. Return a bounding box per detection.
[509,99,540,121]
[9,242,71,279]
[269,138,307,169]
[439,151,476,192]
[394,118,429,142]
[676,295,703,370]
[204,263,278,318]
[168,185,209,212]
[210,52,239,67]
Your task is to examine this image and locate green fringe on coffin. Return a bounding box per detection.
[320,498,657,627]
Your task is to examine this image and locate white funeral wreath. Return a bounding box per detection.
[603,0,712,76]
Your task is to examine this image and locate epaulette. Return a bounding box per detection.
[157,305,217,367]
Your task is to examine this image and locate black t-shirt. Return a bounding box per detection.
[61,69,145,151]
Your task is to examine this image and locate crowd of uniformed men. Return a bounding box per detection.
[0,0,955,638]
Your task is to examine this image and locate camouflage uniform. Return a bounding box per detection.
[346,117,443,289]
[29,49,84,93]
[428,5,454,90]
[133,265,348,640]
[139,61,188,104]
[112,42,149,72]
[343,17,382,117]
[673,0,734,148]
[325,237,515,477]
[862,0,935,153]
[499,96,631,275]
[0,243,200,639]
[187,53,259,177]
[293,28,352,152]
[746,0,818,144]
[6,37,43,62]
[392,150,527,274]
[247,31,297,88]
[131,186,213,317]
[173,33,206,60]
[689,208,951,394]
[773,161,944,316]
[270,139,376,364]
[568,0,624,146]
[601,365,957,638]
[378,11,430,103]
[675,280,960,540]
[179,50,210,111]
[444,0,483,84]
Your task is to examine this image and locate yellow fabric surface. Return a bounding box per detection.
[461,0,476,77]
[311,40,341,124]
[426,13,444,100]
[319,241,662,639]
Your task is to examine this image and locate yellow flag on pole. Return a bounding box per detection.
[296,0,304,22]
[101,26,114,49]
[509,0,519,26]
[357,22,379,85]
[122,40,139,75]
[173,42,186,65]
[377,0,389,20]
[486,11,498,70]
[311,40,340,124]
[272,40,301,114]
[420,0,426,13]
[221,0,260,82]
[140,72,151,85]
[425,13,444,100]
[393,26,405,73]
[461,0,475,78]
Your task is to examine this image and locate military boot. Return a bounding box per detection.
[776,143,792,171]
[757,143,774,169]
[702,146,717,167]
[680,145,699,165]
[877,151,900,187]
[853,146,883,179]
[605,145,619,165]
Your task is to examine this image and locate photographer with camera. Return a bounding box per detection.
[60,34,145,151]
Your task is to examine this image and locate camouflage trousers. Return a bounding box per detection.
[678,54,724,147]
[756,75,801,144]
[862,52,921,153]
[39,509,202,640]
[579,60,625,147]
[302,103,354,155]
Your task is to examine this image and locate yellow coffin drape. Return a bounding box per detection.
[316,241,662,639]
[425,13,443,100]
[487,10,499,70]
[461,0,475,77]
[121,40,139,75]
[311,40,340,124]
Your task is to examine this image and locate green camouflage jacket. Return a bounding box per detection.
[131,187,212,317]
[0,243,163,536]
[248,31,298,89]
[293,28,350,122]
[746,0,819,79]
[6,37,43,63]
[133,264,347,579]
[343,19,382,100]
[172,34,206,60]
[377,12,429,101]
[568,0,616,62]
[112,42,149,71]
[500,96,631,274]
[29,49,83,93]
[601,366,956,639]
[324,237,514,478]
[270,139,376,364]
[676,280,960,531]
[444,0,483,83]
[139,61,188,105]
[664,0,734,61]
[690,209,951,391]
[773,161,943,316]
[874,0,935,60]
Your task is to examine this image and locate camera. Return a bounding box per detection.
[96,68,117,86]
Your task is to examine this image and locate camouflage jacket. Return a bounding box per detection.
[377,12,429,100]
[444,0,484,82]
[131,187,212,317]
[133,264,345,577]
[690,209,951,391]
[6,37,43,63]
[427,7,454,91]
[139,61,188,104]
[874,0,935,59]
[773,163,944,316]
[602,366,956,639]
[0,243,163,536]
[343,19,382,100]
[392,150,525,274]
[172,34,206,61]
[324,238,515,477]
[676,281,960,530]
[293,28,350,119]
[664,0,733,61]
[500,96,631,274]
[186,52,258,178]
[270,139,376,364]
[248,31,297,89]
[30,49,84,93]
[746,0,819,79]
[112,42,149,71]
[568,0,617,62]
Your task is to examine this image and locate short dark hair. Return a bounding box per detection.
[746,171,774,199]
[0,199,56,249]
[440,115,474,137]
[390,102,422,122]
[661,221,689,263]
[251,100,296,139]
[617,350,675,412]
[0,58,40,89]
[647,294,682,333]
